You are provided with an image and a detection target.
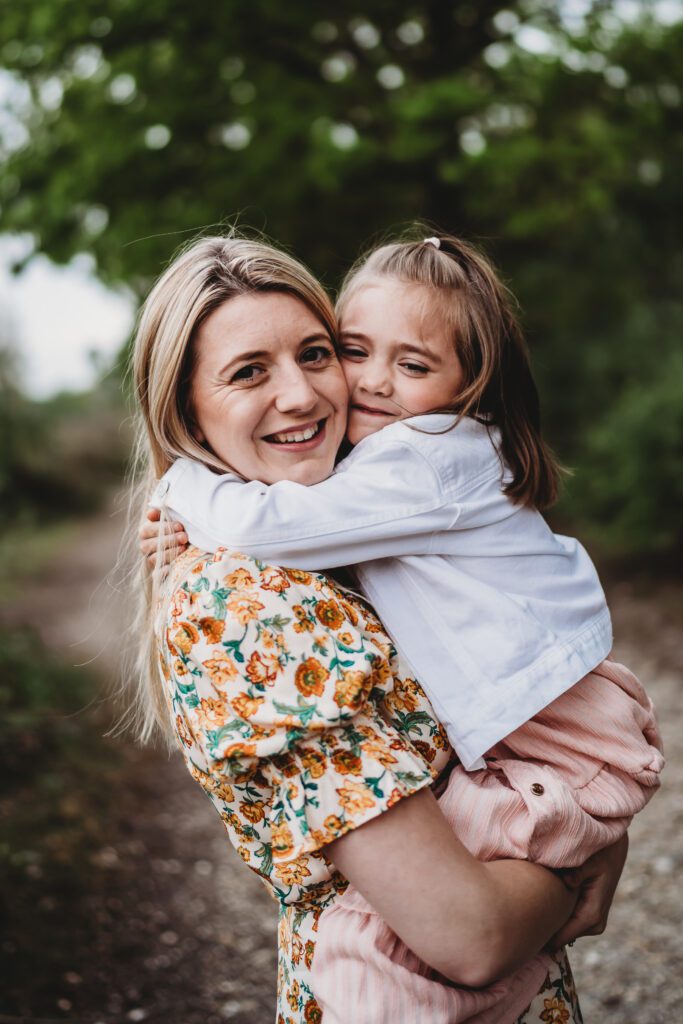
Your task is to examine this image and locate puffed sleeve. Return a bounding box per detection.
[159,549,435,869]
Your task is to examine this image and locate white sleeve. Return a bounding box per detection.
[153,443,459,569]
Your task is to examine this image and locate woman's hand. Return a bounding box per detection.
[139,506,188,568]
[549,833,629,950]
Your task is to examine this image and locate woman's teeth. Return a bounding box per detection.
[270,422,321,444]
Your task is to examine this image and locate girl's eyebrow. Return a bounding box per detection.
[340,330,442,364]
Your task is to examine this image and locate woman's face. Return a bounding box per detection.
[190,292,348,485]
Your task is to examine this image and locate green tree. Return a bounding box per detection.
[1,1,681,554]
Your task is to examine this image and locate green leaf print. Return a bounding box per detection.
[255,842,273,876]
[273,700,317,727]
[262,614,292,632]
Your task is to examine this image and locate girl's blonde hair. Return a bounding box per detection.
[337,230,561,510]
[127,234,336,743]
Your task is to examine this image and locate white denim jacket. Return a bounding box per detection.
[152,415,612,769]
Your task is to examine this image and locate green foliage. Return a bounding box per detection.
[1,1,681,556]
[0,348,130,529]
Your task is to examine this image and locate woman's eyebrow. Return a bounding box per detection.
[218,349,270,375]
[298,331,333,346]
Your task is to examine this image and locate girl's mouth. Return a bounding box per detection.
[352,404,395,417]
[264,418,327,450]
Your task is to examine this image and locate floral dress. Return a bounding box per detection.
[158,547,581,1024]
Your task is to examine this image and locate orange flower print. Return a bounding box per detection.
[324,815,344,839]
[240,799,266,823]
[222,741,257,760]
[227,593,265,625]
[314,599,344,630]
[413,739,436,764]
[285,568,313,585]
[271,820,296,859]
[303,997,323,1023]
[360,736,399,768]
[246,650,280,686]
[275,857,312,886]
[237,845,251,862]
[274,752,299,777]
[338,631,355,647]
[225,567,255,588]
[198,616,225,643]
[304,939,315,969]
[334,669,369,709]
[261,567,291,593]
[433,723,448,749]
[175,713,194,749]
[169,620,200,656]
[293,605,314,633]
[169,590,185,620]
[337,780,376,816]
[196,696,230,730]
[203,773,234,802]
[295,658,329,698]
[173,657,188,676]
[231,692,264,719]
[300,748,327,779]
[202,653,238,686]
[387,787,404,809]
[331,750,363,775]
[339,598,359,625]
[369,658,391,689]
[540,997,570,1023]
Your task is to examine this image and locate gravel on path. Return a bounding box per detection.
[5,508,681,1023]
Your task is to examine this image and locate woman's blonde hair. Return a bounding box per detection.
[337,230,561,510]
[126,234,336,743]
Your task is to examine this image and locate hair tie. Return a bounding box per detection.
[423,237,441,249]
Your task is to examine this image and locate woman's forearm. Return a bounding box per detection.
[329,787,576,987]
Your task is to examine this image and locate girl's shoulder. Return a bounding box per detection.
[347,415,506,497]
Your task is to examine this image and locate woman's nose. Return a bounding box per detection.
[274,363,319,413]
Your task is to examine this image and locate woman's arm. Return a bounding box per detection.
[329,786,576,988]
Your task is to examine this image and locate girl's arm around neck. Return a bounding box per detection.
[328,786,576,988]
[159,442,460,569]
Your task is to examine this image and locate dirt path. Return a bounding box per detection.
[4,509,682,1023]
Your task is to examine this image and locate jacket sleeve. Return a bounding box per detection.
[435,658,663,868]
[154,442,459,569]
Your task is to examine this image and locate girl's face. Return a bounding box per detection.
[190,292,348,484]
[339,279,465,445]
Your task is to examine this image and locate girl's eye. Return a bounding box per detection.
[301,344,335,365]
[340,346,367,360]
[230,364,265,384]
[402,362,429,375]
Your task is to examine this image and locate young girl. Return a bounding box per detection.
[143,232,662,1017]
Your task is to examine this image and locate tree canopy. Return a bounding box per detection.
[1,1,682,556]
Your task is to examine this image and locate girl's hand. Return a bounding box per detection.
[548,833,629,950]
[139,506,188,568]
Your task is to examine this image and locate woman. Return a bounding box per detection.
[132,235,622,1023]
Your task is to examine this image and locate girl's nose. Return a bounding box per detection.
[359,360,392,396]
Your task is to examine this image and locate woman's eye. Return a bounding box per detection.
[301,344,334,365]
[402,362,429,375]
[230,364,264,384]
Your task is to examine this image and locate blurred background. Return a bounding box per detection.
[0,2,681,1022]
